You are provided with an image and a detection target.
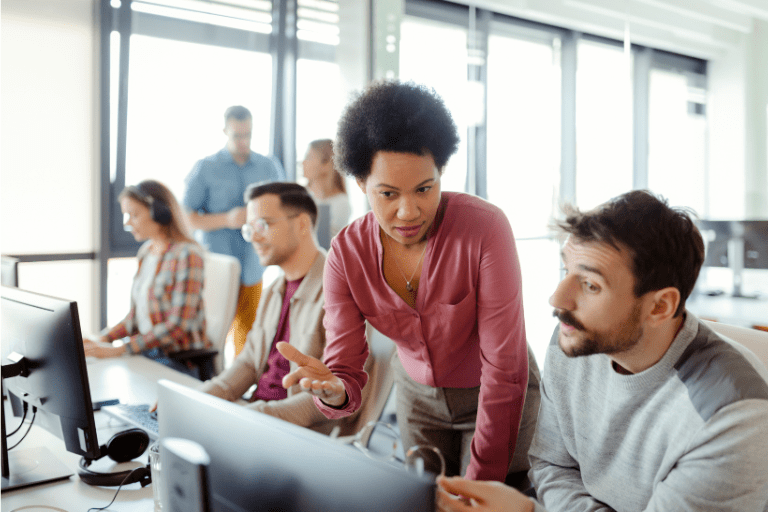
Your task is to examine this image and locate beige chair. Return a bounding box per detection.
[703,319,768,370]
[201,251,241,374]
[172,251,240,379]
[342,323,397,439]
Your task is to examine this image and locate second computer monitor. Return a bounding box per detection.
[157,380,435,512]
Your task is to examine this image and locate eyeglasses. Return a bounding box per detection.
[241,215,298,241]
[331,421,446,479]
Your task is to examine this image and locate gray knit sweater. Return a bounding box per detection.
[529,312,768,512]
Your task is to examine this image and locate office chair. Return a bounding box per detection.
[171,252,241,381]
[703,319,768,370]
[336,323,397,442]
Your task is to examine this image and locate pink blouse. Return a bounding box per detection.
[315,192,529,481]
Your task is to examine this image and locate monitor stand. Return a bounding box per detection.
[728,237,759,299]
[2,354,73,491]
[1,446,73,492]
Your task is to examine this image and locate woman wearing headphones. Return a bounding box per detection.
[83,180,210,377]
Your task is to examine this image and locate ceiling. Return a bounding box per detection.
[452,0,768,60]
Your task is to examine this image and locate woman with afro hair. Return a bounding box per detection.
[279,80,540,485]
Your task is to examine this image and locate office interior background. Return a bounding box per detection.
[2,0,767,368]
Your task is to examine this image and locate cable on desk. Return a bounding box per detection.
[7,406,36,451]
[5,401,28,437]
[86,466,148,512]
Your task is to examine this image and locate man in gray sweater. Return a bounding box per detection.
[438,190,768,512]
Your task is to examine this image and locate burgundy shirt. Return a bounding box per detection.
[253,277,304,401]
[315,192,529,481]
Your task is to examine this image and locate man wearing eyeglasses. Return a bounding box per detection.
[198,181,352,431]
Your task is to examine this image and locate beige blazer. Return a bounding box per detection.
[200,249,366,435]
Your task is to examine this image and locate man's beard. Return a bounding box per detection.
[552,304,644,358]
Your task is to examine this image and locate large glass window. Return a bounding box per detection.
[647,68,707,217]
[122,35,273,201]
[399,16,469,193]
[295,58,345,176]
[575,40,634,210]
[487,32,561,238]
[486,29,563,365]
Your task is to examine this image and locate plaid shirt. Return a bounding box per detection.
[105,241,209,354]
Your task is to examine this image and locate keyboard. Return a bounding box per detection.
[101,403,159,440]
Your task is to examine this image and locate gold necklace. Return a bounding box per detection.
[385,234,428,292]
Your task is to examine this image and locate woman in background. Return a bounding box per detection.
[83,180,211,377]
[302,139,351,238]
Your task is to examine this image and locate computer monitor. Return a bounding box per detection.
[1,286,101,491]
[743,220,768,270]
[696,220,731,268]
[696,219,768,298]
[157,379,435,512]
[1,256,19,288]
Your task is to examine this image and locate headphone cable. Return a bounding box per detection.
[86,466,148,512]
[5,401,28,437]
[7,406,36,451]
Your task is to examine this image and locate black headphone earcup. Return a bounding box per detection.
[151,200,173,226]
[106,428,150,463]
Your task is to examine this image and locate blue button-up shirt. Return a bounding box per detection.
[183,148,286,285]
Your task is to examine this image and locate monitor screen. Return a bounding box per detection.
[157,380,436,512]
[743,220,768,270]
[1,286,100,490]
[696,220,732,268]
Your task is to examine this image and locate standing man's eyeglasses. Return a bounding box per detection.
[241,215,299,241]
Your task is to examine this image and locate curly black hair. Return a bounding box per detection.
[334,80,460,181]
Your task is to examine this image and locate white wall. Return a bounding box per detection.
[1,0,101,332]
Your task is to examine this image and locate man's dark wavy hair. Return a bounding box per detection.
[244,181,318,227]
[554,190,705,317]
[334,80,460,180]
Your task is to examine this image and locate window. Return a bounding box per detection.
[647,68,707,216]
[121,35,273,201]
[486,27,563,365]
[486,31,561,239]
[399,15,469,193]
[575,39,633,210]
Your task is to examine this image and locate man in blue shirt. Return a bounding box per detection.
[183,105,285,356]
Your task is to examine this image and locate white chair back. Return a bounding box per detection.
[202,252,241,374]
[342,323,397,442]
[703,319,768,370]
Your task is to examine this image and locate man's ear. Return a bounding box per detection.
[356,178,366,194]
[646,287,680,326]
[298,212,313,236]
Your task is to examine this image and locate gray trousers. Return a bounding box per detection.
[392,344,541,480]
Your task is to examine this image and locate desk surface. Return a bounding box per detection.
[687,293,768,328]
[2,356,201,512]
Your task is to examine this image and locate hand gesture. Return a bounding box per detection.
[277,342,347,407]
[436,476,534,512]
[225,206,246,230]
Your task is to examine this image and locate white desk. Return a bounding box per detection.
[2,356,201,512]
[687,293,768,328]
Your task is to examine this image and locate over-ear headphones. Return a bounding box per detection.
[78,428,152,487]
[130,183,173,226]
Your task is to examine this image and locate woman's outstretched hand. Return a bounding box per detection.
[277,342,347,407]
